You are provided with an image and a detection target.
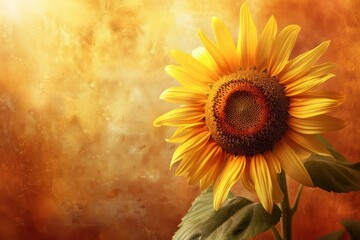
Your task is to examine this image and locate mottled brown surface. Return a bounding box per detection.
[0,0,359,239]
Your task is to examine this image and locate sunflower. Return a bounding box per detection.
[153,3,344,213]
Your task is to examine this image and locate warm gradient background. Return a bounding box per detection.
[0,0,359,239]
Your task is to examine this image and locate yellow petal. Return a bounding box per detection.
[171,130,210,171]
[237,3,258,69]
[308,62,338,75]
[153,106,204,127]
[286,130,331,156]
[213,155,246,210]
[289,95,344,118]
[175,148,204,177]
[284,62,337,96]
[256,15,277,72]
[287,139,312,161]
[187,142,222,184]
[165,65,210,92]
[212,17,239,72]
[170,128,208,167]
[263,151,281,173]
[198,29,229,74]
[273,139,313,186]
[160,86,207,105]
[279,41,330,83]
[192,47,219,73]
[250,154,273,213]
[268,25,301,76]
[263,151,284,203]
[166,122,205,143]
[285,73,335,96]
[288,115,345,134]
[241,157,255,193]
[171,49,218,81]
[292,91,344,100]
[199,151,226,190]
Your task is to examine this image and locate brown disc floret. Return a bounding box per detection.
[205,70,289,156]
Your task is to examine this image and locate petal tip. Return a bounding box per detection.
[213,199,221,211]
[164,65,172,73]
[286,24,301,33]
[263,202,273,213]
[294,25,301,33]
[153,120,161,127]
[212,16,220,23]
[323,40,331,46]
[240,2,250,11]
[159,89,168,100]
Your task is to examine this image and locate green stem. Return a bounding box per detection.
[271,226,282,240]
[279,171,292,240]
[291,184,303,214]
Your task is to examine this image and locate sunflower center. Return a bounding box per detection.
[205,70,289,156]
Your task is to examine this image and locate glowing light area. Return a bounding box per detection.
[0,0,45,19]
[1,0,19,18]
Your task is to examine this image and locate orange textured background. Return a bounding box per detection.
[0,0,359,239]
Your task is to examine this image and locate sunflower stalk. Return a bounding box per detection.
[271,226,282,240]
[279,171,292,240]
[291,184,303,214]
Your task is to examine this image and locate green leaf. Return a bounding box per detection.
[173,188,281,240]
[319,230,345,240]
[341,219,360,239]
[304,155,360,192]
[316,135,348,162]
[320,219,360,240]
